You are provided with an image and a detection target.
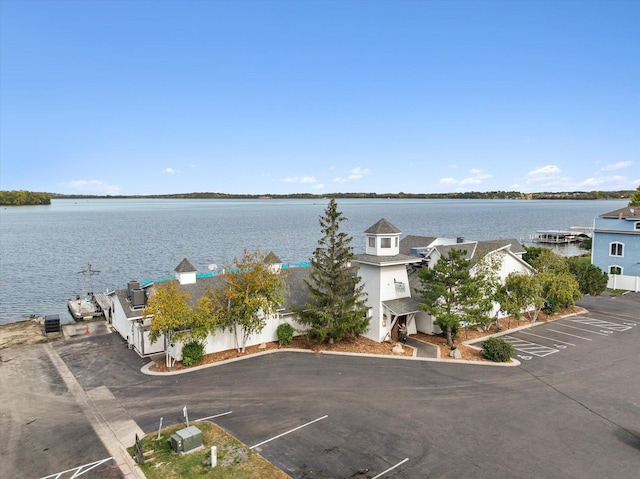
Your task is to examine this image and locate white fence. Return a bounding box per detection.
[607,274,640,292]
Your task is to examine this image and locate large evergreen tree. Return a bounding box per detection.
[417,248,486,347]
[295,199,369,343]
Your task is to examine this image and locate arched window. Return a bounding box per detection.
[609,265,622,275]
[609,242,624,257]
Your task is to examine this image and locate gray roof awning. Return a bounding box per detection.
[383,297,423,316]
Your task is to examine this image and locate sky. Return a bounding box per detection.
[0,0,638,196]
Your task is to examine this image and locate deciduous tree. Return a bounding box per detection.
[145,281,194,367]
[497,272,544,323]
[198,249,286,352]
[538,271,582,314]
[295,199,369,343]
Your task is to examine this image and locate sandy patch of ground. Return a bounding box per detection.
[0,319,62,350]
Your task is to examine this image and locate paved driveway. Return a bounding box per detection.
[52,292,640,479]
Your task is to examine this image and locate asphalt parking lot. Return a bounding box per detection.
[5,292,639,479]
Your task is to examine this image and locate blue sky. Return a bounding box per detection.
[1,0,638,196]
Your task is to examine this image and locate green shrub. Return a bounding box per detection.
[182,340,205,367]
[482,337,514,362]
[277,323,294,346]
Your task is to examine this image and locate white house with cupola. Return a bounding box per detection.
[354,219,424,343]
[354,218,534,343]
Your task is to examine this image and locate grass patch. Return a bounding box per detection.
[128,421,290,479]
[606,289,627,296]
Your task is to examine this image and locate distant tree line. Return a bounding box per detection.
[47,189,635,201]
[0,190,51,205]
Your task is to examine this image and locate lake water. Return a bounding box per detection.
[0,198,626,325]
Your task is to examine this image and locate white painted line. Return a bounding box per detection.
[570,318,632,331]
[195,411,232,422]
[40,457,113,479]
[372,458,409,479]
[520,331,575,346]
[250,415,328,449]
[555,323,610,336]
[547,328,592,341]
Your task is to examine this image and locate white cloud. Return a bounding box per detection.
[449,164,458,169]
[579,176,626,187]
[601,161,634,171]
[312,183,324,189]
[283,176,317,184]
[469,168,482,174]
[348,167,372,180]
[439,177,457,185]
[65,180,123,195]
[333,177,347,183]
[526,165,561,177]
[162,167,179,174]
[460,173,493,185]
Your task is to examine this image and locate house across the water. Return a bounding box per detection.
[105,219,534,360]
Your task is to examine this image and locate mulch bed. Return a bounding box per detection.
[149,307,585,371]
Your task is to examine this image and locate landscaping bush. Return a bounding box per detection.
[482,337,514,362]
[181,340,204,367]
[277,323,294,346]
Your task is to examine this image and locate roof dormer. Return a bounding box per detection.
[365,218,401,256]
[175,258,197,285]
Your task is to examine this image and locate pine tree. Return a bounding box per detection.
[295,199,369,343]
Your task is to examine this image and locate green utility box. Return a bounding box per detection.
[169,426,203,454]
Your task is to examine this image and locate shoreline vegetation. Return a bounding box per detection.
[1,189,633,206]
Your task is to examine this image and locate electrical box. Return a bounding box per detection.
[169,426,203,454]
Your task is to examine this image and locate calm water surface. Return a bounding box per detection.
[0,198,626,324]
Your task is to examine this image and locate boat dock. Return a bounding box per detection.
[531,229,590,244]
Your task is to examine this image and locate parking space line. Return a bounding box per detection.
[501,336,559,357]
[569,317,632,331]
[372,458,409,479]
[250,415,328,449]
[547,328,592,341]
[195,410,232,422]
[555,323,610,336]
[520,330,575,346]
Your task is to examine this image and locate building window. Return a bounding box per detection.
[381,237,391,248]
[610,242,624,257]
[635,222,640,230]
[368,237,375,248]
[609,265,622,275]
[395,237,399,247]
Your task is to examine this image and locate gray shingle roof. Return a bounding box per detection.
[175,258,197,273]
[399,235,438,255]
[364,218,401,235]
[600,206,640,219]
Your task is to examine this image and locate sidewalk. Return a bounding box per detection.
[46,343,147,479]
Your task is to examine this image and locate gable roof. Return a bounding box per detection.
[399,235,438,255]
[175,258,197,273]
[365,218,401,235]
[264,251,282,264]
[600,206,640,219]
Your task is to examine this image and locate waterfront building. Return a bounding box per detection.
[591,206,640,292]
